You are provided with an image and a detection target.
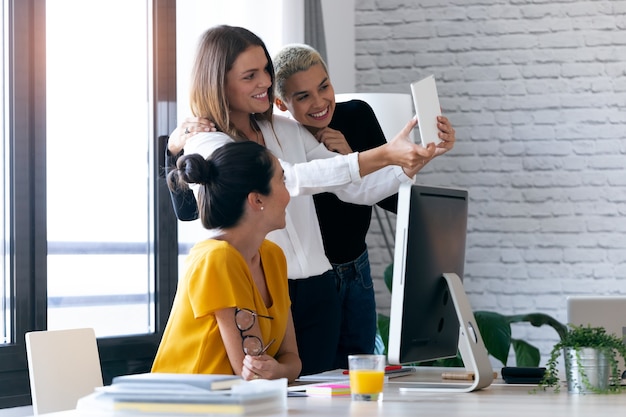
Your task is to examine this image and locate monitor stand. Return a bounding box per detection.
[398,273,494,393]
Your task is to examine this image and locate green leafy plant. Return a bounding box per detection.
[377,263,568,367]
[539,324,626,393]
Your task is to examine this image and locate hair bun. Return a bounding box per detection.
[201,159,218,185]
[177,153,215,186]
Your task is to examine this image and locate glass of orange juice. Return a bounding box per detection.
[348,354,386,401]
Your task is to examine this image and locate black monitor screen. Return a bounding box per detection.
[387,184,469,365]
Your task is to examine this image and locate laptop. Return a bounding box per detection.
[566,295,626,380]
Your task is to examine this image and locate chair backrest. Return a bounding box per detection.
[25,328,103,415]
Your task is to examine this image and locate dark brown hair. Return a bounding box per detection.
[167,141,274,230]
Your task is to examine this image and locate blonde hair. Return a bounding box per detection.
[189,25,275,140]
[273,43,328,101]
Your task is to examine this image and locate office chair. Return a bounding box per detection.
[25,327,103,415]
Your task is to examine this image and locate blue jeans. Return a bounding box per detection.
[330,249,377,370]
[289,271,341,376]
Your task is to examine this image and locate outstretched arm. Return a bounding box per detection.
[356,117,435,176]
[400,114,456,178]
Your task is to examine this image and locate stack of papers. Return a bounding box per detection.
[112,373,244,391]
[77,373,287,416]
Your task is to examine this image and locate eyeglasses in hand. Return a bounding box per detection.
[235,307,276,356]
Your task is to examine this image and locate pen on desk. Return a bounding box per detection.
[441,371,498,381]
[441,372,476,381]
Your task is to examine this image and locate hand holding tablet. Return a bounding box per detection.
[410,75,443,147]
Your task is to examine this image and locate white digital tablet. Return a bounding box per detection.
[410,75,443,147]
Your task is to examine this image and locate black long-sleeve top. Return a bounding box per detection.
[313,99,397,264]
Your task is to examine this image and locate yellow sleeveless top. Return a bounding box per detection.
[152,239,289,374]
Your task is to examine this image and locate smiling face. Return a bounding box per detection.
[277,63,336,134]
[225,45,273,125]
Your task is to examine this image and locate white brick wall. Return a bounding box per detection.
[357,0,626,366]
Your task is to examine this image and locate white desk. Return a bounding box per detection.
[40,368,626,416]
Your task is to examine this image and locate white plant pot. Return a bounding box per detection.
[564,347,609,394]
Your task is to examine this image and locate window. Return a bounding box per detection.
[0,0,305,409]
[45,1,154,337]
[0,0,178,408]
[0,0,7,344]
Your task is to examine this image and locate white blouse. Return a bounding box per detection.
[184,114,413,279]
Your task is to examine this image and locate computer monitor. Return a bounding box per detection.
[387,184,493,392]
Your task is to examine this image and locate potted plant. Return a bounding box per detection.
[540,324,626,394]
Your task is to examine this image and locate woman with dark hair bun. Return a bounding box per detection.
[168,142,275,230]
[154,141,301,382]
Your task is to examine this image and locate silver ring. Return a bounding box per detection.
[253,374,259,380]
[184,127,190,134]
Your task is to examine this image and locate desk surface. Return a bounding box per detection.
[41,368,626,416]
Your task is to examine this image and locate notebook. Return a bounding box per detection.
[566,295,626,378]
[112,372,243,391]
